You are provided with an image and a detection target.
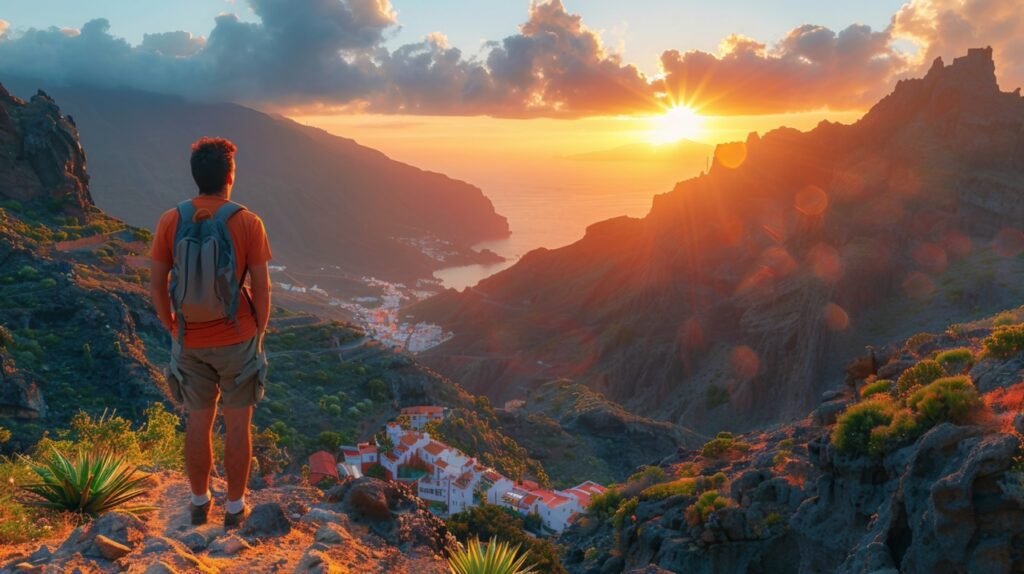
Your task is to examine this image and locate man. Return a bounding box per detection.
[150,137,272,528]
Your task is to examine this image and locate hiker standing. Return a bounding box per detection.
[149,137,272,528]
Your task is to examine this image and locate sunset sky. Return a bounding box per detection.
[3,0,1023,228]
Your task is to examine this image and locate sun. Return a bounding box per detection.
[647,105,703,145]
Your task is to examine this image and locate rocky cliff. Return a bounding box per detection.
[559,311,1024,573]
[412,47,1024,435]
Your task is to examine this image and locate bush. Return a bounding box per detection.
[936,348,974,373]
[611,497,638,530]
[896,360,947,396]
[447,504,565,574]
[21,448,154,516]
[868,409,921,456]
[447,538,536,574]
[701,432,748,458]
[367,378,390,402]
[861,379,894,399]
[685,491,731,526]
[993,311,1018,327]
[907,332,934,353]
[588,488,624,519]
[833,396,897,456]
[627,465,666,485]
[318,431,343,451]
[640,478,698,501]
[984,325,1024,359]
[906,376,981,426]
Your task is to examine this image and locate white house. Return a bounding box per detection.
[401,406,448,429]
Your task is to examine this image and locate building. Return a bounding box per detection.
[308,451,340,485]
[341,442,379,473]
[340,421,605,533]
[400,405,448,429]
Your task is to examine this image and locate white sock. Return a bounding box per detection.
[190,490,211,506]
[226,497,245,514]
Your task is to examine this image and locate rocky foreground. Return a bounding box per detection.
[0,474,456,574]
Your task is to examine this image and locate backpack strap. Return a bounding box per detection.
[212,201,247,325]
[172,200,197,258]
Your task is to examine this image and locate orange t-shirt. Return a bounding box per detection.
[151,196,273,348]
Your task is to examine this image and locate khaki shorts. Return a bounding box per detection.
[166,337,266,411]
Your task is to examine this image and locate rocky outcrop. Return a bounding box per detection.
[413,48,1024,435]
[0,85,92,218]
[561,319,1024,573]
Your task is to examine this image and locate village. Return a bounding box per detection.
[308,405,607,534]
[270,266,453,353]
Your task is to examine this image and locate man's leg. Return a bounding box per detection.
[184,407,217,497]
[222,405,253,504]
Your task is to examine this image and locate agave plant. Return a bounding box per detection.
[21,447,155,516]
[448,538,536,574]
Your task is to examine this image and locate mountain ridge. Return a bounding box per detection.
[410,47,1024,434]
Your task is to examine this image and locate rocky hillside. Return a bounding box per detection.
[558,310,1024,573]
[0,86,546,493]
[494,380,706,487]
[2,80,509,284]
[412,47,1024,435]
[0,85,168,449]
[0,473,455,573]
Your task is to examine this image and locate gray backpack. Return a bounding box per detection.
[169,199,247,343]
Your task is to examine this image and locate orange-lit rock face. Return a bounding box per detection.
[730,346,760,380]
[794,185,828,216]
[715,141,747,169]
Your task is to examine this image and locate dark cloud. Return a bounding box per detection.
[140,31,205,58]
[0,0,1013,117]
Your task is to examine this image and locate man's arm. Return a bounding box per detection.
[248,261,272,350]
[150,259,174,332]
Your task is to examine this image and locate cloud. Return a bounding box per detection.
[0,0,1016,117]
[658,23,907,115]
[0,20,8,39]
[892,0,1024,90]
[140,31,205,57]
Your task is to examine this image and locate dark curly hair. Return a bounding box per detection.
[190,137,237,195]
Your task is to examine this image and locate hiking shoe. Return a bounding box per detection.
[190,501,213,526]
[224,504,250,530]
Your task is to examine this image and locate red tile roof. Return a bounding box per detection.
[400,433,420,446]
[423,441,447,456]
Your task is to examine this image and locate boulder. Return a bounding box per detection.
[209,534,251,556]
[240,502,291,537]
[94,534,131,561]
[343,479,393,522]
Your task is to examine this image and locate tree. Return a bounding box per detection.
[318,431,343,451]
[367,378,390,402]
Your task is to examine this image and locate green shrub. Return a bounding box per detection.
[627,465,666,485]
[983,325,1024,359]
[367,378,390,402]
[447,538,536,574]
[701,432,747,458]
[896,360,946,396]
[640,478,698,501]
[907,332,934,353]
[868,409,921,456]
[588,488,624,519]
[861,379,894,399]
[993,311,1018,327]
[611,497,638,529]
[906,376,980,426]
[22,448,154,516]
[318,431,343,451]
[686,491,731,526]
[935,348,974,373]
[833,396,897,456]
